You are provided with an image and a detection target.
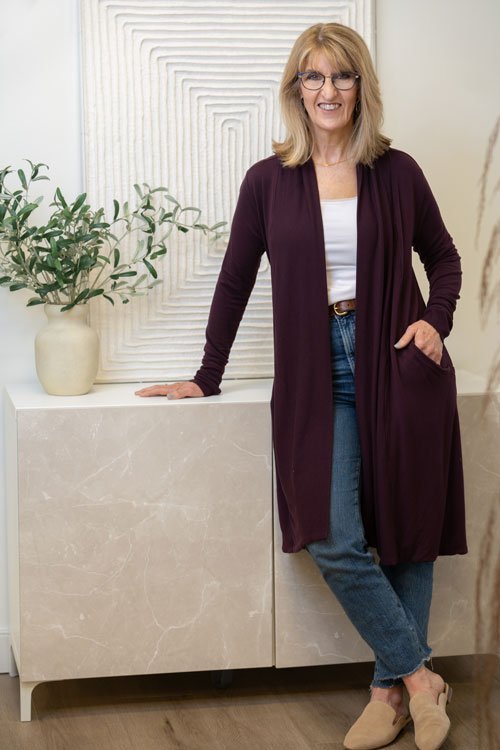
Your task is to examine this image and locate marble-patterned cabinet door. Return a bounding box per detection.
[6,381,273,720]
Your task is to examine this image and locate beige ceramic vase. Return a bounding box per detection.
[35,304,99,395]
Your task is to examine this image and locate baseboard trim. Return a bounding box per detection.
[0,630,10,673]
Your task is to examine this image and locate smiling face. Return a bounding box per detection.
[300,51,358,143]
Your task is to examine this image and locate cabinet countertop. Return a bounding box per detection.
[4,379,274,410]
[4,369,494,411]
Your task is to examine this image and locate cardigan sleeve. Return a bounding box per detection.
[191,173,266,396]
[412,165,462,339]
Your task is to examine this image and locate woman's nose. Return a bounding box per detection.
[322,77,338,97]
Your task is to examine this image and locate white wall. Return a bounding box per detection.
[377,0,500,386]
[0,0,82,669]
[1,0,499,670]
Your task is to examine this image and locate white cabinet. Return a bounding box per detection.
[5,381,274,720]
[5,383,488,721]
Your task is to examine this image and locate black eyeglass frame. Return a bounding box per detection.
[297,71,361,91]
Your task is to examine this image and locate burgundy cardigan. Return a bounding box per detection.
[192,149,467,564]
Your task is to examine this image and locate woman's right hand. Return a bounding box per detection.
[134,381,205,399]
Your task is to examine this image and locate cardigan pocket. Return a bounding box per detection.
[393,341,456,407]
[408,340,455,375]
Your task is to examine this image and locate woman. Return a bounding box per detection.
[136,22,466,750]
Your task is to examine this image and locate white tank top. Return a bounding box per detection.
[320,197,358,306]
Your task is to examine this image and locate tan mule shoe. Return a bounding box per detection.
[409,683,453,750]
[343,700,412,750]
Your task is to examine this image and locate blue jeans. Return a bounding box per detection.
[306,311,433,688]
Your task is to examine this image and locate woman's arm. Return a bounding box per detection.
[411,165,462,341]
[191,173,267,395]
[394,161,462,363]
[136,172,266,400]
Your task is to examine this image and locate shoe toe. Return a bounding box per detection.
[344,701,409,750]
[409,685,452,750]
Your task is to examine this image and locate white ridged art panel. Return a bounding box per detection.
[80,0,375,383]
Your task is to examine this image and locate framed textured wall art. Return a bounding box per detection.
[80,0,375,382]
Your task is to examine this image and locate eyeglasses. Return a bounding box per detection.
[297,71,360,91]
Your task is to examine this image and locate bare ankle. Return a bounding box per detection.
[370,685,404,705]
[403,666,444,698]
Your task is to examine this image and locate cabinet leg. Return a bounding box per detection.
[9,645,19,677]
[210,669,234,688]
[19,681,39,722]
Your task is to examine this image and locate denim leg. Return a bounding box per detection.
[306,312,432,686]
[373,562,434,687]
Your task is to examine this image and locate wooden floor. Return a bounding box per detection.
[0,656,498,750]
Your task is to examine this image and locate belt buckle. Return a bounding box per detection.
[333,301,348,317]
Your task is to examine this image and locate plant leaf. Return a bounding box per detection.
[162,195,181,206]
[150,247,167,260]
[110,271,137,279]
[17,169,28,190]
[55,187,68,208]
[72,193,87,213]
[78,256,96,270]
[73,289,90,305]
[179,206,202,221]
[143,259,157,278]
[17,202,40,222]
[86,288,104,299]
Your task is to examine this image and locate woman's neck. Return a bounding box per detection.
[312,130,352,166]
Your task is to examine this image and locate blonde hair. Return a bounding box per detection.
[273,23,391,167]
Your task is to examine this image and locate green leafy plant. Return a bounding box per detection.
[0,160,226,311]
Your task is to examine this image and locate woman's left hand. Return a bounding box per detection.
[394,320,443,364]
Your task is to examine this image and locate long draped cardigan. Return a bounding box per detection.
[192,148,467,564]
